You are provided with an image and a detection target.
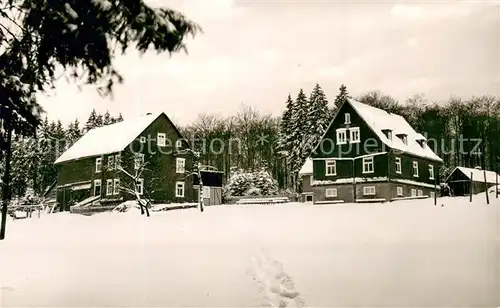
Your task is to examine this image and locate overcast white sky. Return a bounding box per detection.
[37,0,499,126]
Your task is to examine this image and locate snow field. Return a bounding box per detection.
[1,197,499,307]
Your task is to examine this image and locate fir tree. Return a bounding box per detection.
[34,118,57,194]
[95,114,104,127]
[302,83,330,158]
[334,84,350,109]
[67,119,83,147]
[10,138,30,197]
[117,113,124,122]
[103,110,113,125]
[289,89,308,177]
[85,109,99,132]
[277,94,294,153]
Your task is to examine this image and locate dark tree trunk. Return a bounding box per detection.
[1,118,13,240]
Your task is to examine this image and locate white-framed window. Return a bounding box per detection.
[175,181,185,198]
[325,188,337,197]
[134,154,145,170]
[395,157,402,174]
[325,160,336,176]
[363,157,374,174]
[429,164,434,180]
[417,189,423,196]
[363,186,376,196]
[176,140,182,148]
[430,191,435,199]
[411,188,416,197]
[413,161,419,177]
[176,157,186,174]
[139,136,146,143]
[106,179,113,196]
[113,179,120,195]
[344,113,351,124]
[157,133,166,146]
[397,186,403,196]
[95,157,102,173]
[108,156,114,170]
[350,127,360,143]
[136,178,144,195]
[94,179,102,196]
[336,129,347,145]
[115,154,121,169]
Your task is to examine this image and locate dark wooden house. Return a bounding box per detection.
[445,166,499,196]
[310,98,443,204]
[54,112,196,211]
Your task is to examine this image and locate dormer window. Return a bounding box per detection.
[382,129,392,140]
[344,113,351,124]
[415,134,426,148]
[396,133,408,145]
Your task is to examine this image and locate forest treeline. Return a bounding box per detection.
[5,84,500,198]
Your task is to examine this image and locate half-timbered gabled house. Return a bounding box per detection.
[310,98,443,203]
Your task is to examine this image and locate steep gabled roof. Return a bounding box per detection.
[445,166,499,184]
[347,98,443,162]
[298,158,313,176]
[55,112,164,164]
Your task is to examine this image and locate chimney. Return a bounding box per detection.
[475,166,482,170]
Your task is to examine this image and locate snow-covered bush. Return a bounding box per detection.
[225,168,252,196]
[246,186,261,196]
[225,168,278,197]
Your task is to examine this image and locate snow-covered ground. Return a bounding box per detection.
[1,197,499,307]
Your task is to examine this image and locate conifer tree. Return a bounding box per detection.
[302,83,330,158]
[84,109,99,132]
[289,89,308,183]
[117,113,124,122]
[334,84,350,109]
[67,118,82,147]
[278,94,294,152]
[103,110,113,125]
[95,114,104,127]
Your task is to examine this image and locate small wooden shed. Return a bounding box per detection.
[445,166,499,196]
[298,158,313,202]
[194,171,224,206]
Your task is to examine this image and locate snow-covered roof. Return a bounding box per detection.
[54,113,162,164]
[298,158,313,176]
[347,98,443,162]
[447,166,499,184]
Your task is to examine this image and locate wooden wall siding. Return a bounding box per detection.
[388,153,438,185]
[121,114,195,203]
[313,183,354,203]
[313,154,388,181]
[302,175,312,193]
[56,113,196,207]
[313,182,435,204]
[311,102,386,159]
[57,156,97,185]
[446,169,496,196]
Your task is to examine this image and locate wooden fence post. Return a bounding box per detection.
[484,169,489,205]
[434,174,437,205]
[496,172,498,199]
[470,172,473,203]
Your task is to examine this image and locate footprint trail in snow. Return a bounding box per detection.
[248,249,306,308]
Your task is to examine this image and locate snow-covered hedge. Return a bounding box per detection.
[225,168,278,197]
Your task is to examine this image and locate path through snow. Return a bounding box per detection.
[248,248,306,307]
